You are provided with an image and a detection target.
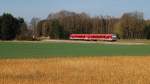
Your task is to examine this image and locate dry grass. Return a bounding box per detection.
[0,56,150,84]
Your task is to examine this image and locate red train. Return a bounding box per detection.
[70,34,117,41]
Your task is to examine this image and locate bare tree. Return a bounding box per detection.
[30,17,40,38]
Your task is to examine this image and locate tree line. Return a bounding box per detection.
[35,10,150,39]
[0,11,150,40]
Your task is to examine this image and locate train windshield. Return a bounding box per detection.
[112,34,117,41]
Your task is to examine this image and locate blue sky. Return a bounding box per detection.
[0,0,149,22]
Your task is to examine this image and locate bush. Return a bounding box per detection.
[16,35,39,41]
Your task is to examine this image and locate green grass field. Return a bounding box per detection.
[0,41,150,58]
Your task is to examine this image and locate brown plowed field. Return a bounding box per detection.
[0,56,150,84]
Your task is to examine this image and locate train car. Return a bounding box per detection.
[69,34,117,41]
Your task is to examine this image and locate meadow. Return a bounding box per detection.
[0,41,150,58]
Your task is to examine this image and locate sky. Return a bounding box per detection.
[0,0,150,22]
